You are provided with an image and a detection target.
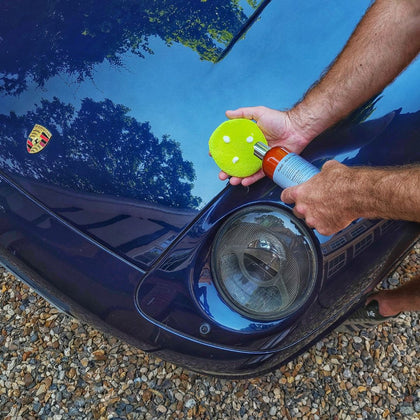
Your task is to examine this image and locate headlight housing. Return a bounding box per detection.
[211,205,318,321]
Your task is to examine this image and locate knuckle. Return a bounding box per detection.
[294,204,306,215]
[292,208,303,219]
[322,159,340,170]
[317,227,331,236]
[305,217,316,229]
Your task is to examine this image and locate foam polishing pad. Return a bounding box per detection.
[209,119,268,177]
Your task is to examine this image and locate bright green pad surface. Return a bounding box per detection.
[209,119,268,177]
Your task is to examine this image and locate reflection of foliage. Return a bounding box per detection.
[335,95,382,128]
[0,98,201,209]
[0,0,259,95]
[254,214,285,230]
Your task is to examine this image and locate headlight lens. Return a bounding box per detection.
[211,205,318,321]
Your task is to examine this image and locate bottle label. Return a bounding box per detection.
[272,153,319,188]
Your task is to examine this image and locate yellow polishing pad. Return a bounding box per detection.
[209,119,267,177]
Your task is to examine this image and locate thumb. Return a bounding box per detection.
[225,109,243,119]
[281,186,297,204]
[226,106,265,121]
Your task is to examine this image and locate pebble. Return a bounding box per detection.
[0,243,418,419]
[23,373,33,387]
[155,404,166,414]
[399,405,415,416]
[388,274,400,286]
[185,398,196,408]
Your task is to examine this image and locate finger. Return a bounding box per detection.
[304,216,316,229]
[226,106,265,121]
[315,226,335,236]
[241,169,265,186]
[218,171,229,181]
[220,172,245,185]
[280,186,296,204]
[229,176,243,186]
[220,170,263,186]
[292,207,305,219]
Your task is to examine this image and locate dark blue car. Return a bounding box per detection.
[0,0,419,377]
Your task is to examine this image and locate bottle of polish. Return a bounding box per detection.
[254,142,319,188]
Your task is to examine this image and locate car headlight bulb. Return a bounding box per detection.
[211,206,318,321]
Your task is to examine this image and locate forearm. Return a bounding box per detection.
[355,164,420,223]
[289,0,420,142]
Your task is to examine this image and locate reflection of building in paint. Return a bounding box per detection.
[12,178,198,268]
[321,219,397,279]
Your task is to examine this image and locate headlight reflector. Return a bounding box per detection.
[211,206,317,321]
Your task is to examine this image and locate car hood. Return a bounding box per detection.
[1,0,419,269]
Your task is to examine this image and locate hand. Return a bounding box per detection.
[280,160,359,236]
[219,106,312,186]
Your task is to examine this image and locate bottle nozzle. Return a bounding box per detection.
[254,142,270,160]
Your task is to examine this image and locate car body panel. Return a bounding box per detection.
[1,0,419,263]
[0,0,419,376]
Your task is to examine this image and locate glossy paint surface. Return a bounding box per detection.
[3,0,419,265]
[0,0,419,376]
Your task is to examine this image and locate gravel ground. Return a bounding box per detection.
[0,243,419,420]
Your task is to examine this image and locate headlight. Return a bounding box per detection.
[211,205,318,321]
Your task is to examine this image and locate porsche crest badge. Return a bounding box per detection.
[27,124,52,154]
